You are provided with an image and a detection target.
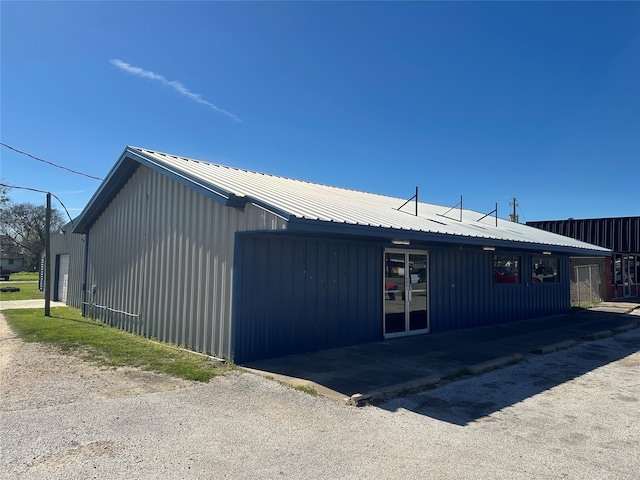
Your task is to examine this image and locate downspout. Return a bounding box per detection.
[229,231,242,362]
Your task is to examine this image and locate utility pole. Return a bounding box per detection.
[509,197,519,223]
[44,192,51,317]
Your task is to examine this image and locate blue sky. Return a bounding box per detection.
[1,1,639,223]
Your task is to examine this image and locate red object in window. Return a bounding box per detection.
[494,267,518,283]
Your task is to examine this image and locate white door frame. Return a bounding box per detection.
[57,254,70,303]
[383,248,430,339]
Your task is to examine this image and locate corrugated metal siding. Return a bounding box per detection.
[84,165,286,359]
[427,246,570,333]
[234,235,382,362]
[234,239,573,361]
[528,217,639,253]
[49,229,85,308]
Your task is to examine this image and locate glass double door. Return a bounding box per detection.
[384,249,429,337]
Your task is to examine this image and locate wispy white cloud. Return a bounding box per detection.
[110,59,241,122]
[55,190,89,195]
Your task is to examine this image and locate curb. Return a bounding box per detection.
[531,340,577,355]
[612,323,636,333]
[349,353,525,407]
[583,330,614,341]
[347,375,441,407]
[248,318,640,408]
[582,322,640,340]
[465,353,523,375]
[535,323,639,352]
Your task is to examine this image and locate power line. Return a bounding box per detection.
[0,183,75,225]
[1,142,103,181]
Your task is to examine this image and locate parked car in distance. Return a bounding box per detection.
[0,267,11,281]
[494,266,518,283]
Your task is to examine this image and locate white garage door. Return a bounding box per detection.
[57,254,70,303]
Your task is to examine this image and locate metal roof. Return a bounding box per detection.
[73,146,611,256]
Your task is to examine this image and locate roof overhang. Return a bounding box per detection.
[73,147,289,233]
[72,146,612,259]
[286,217,612,257]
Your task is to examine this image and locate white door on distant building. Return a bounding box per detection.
[57,254,70,303]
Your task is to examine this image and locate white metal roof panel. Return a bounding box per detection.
[124,147,610,254]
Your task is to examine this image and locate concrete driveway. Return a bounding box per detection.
[0,299,66,310]
[244,299,640,405]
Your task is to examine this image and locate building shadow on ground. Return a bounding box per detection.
[377,327,640,425]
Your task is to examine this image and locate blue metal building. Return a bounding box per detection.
[70,147,610,362]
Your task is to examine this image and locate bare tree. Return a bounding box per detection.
[0,202,64,270]
[0,183,10,205]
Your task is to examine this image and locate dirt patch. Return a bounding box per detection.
[32,440,122,472]
[0,312,196,412]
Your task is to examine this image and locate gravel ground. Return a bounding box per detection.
[1,311,639,480]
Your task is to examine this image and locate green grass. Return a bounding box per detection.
[2,306,233,382]
[0,281,43,301]
[293,384,318,396]
[8,271,39,281]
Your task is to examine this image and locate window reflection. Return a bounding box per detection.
[532,257,559,283]
[494,255,520,284]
